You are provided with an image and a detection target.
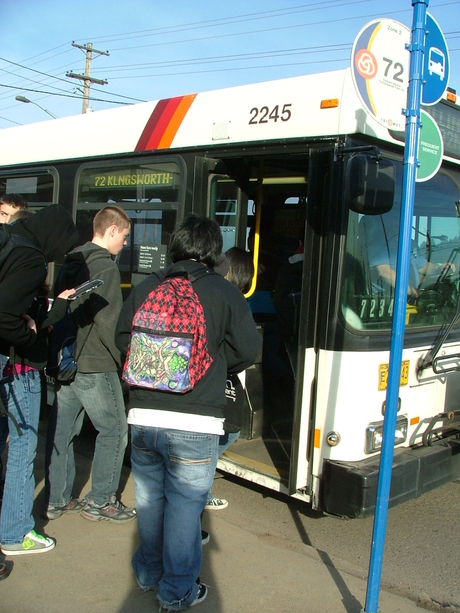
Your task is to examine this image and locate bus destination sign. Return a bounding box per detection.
[91,171,176,188]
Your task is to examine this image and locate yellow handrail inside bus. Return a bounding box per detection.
[244,158,264,299]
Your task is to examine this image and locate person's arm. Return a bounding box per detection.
[375,263,418,297]
[115,288,137,356]
[88,265,124,366]
[40,290,75,330]
[224,292,262,374]
[419,260,456,277]
[0,252,45,347]
[115,271,164,357]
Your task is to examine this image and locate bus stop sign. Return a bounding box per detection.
[351,19,410,130]
[422,13,450,105]
[416,110,443,182]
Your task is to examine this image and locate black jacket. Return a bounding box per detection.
[0,205,78,357]
[115,260,262,419]
[12,296,68,370]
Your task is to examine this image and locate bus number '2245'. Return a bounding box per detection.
[249,104,292,124]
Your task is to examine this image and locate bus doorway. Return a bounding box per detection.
[206,149,331,500]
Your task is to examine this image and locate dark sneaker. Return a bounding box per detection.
[1,530,55,556]
[0,562,9,581]
[201,530,210,545]
[190,582,208,607]
[80,495,136,523]
[44,498,86,520]
[205,497,228,510]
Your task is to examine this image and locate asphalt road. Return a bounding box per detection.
[207,468,460,611]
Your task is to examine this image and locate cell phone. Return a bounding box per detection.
[68,279,104,300]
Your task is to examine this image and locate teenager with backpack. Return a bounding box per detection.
[0,204,79,556]
[115,214,261,610]
[44,206,135,524]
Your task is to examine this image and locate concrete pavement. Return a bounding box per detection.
[0,433,427,613]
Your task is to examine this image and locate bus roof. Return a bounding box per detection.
[0,67,442,167]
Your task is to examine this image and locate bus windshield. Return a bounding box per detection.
[343,161,460,331]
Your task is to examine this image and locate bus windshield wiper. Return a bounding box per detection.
[417,286,460,372]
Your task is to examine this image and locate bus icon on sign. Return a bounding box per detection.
[428,47,445,80]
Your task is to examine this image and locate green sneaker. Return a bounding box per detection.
[1,530,55,556]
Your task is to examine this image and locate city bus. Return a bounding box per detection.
[1,67,460,517]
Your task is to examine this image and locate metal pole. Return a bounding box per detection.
[82,42,92,114]
[363,1,428,611]
[15,95,57,119]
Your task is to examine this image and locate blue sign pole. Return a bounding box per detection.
[363,1,428,612]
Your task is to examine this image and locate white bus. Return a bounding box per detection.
[1,67,460,517]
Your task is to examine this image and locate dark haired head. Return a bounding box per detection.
[225,247,254,293]
[0,193,28,209]
[169,214,223,267]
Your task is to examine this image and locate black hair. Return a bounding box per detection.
[225,247,254,293]
[0,193,28,209]
[169,213,223,267]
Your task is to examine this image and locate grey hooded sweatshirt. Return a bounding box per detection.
[56,241,123,373]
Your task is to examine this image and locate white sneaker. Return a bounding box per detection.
[1,529,55,555]
[205,497,228,510]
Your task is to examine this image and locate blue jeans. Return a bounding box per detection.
[0,354,41,544]
[45,371,128,507]
[131,425,219,610]
[206,430,240,504]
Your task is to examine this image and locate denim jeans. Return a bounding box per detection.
[131,425,219,610]
[45,371,128,507]
[0,354,41,545]
[206,430,240,504]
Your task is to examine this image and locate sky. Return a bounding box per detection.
[0,0,459,129]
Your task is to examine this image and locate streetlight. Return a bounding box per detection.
[15,95,57,119]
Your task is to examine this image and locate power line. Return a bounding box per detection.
[0,56,146,103]
[0,83,131,105]
[83,0,375,44]
[99,43,351,74]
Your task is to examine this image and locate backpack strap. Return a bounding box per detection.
[0,394,23,437]
[0,225,14,270]
[0,225,44,273]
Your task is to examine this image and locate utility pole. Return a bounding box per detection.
[66,42,109,113]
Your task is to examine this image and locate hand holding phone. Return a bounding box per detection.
[68,279,104,300]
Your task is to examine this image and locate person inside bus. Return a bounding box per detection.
[206,247,255,511]
[273,230,304,375]
[362,213,455,298]
[247,222,291,387]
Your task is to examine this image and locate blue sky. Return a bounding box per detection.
[0,0,459,128]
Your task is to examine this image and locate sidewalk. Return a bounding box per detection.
[1,433,423,613]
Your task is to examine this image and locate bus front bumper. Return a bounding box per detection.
[320,437,460,518]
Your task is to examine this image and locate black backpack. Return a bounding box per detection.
[45,307,79,382]
[0,224,43,272]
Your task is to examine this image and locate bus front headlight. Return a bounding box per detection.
[365,416,408,454]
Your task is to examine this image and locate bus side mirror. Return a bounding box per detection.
[345,155,395,215]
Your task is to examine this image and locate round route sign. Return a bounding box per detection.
[351,19,410,130]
